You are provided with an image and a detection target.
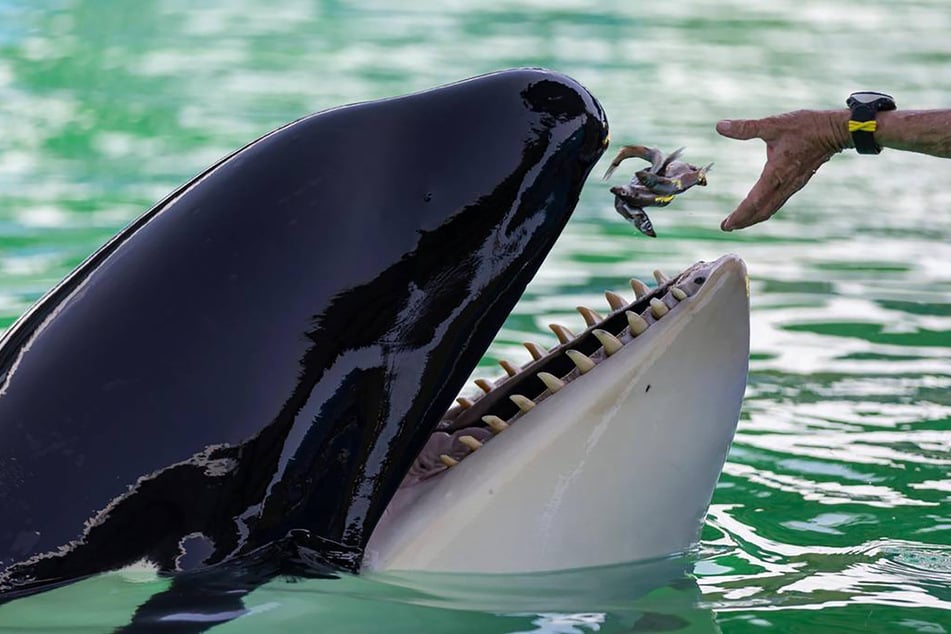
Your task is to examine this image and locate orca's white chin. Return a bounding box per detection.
[365,254,750,574]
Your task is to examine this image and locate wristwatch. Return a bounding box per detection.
[846,91,896,154]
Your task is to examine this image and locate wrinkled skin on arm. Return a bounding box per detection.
[717,108,951,231]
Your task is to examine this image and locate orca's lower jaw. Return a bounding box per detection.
[364,254,750,574]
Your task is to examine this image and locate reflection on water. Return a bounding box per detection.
[0,0,949,631]
[2,556,717,633]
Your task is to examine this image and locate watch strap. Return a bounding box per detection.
[848,107,882,154]
[846,92,896,155]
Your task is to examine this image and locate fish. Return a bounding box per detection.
[603,144,712,237]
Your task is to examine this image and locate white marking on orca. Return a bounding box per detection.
[116,559,161,584]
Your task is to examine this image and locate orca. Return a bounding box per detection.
[0,68,750,630]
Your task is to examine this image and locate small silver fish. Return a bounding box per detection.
[634,160,713,195]
[603,145,712,237]
[613,196,656,238]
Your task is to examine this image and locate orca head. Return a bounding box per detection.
[0,69,608,595]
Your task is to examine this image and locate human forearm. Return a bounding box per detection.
[716,106,951,231]
[812,108,951,158]
[873,109,951,158]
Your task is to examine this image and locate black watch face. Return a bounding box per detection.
[848,91,896,110]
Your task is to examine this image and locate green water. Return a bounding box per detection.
[1,0,949,632]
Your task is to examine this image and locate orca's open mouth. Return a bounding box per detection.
[405,260,715,484]
[365,253,749,574]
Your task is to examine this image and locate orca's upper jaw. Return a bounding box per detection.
[346,68,610,554]
[0,68,608,595]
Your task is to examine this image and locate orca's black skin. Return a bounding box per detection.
[0,69,608,601]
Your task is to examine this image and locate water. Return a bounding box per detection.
[1,0,949,631]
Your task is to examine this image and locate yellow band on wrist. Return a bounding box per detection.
[848,120,877,133]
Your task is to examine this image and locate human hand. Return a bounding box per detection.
[716,109,850,231]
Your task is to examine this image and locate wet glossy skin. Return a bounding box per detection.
[0,69,608,598]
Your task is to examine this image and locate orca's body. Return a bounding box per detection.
[0,69,609,600]
[0,69,753,634]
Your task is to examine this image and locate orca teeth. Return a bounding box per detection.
[414,260,722,485]
[499,359,519,377]
[537,371,566,393]
[482,415,509,433]
[523,341,546,361]
[592,329,623,356]
[629,278,650,299]
[604,291,627,312]
[626,310,649,335]
[458,435,483,451]
[566,349,596,374]
[576,305,603,327]
[510,394,536,412]
[549,323,575,345]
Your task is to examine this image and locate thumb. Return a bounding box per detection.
[716,118,763,141]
